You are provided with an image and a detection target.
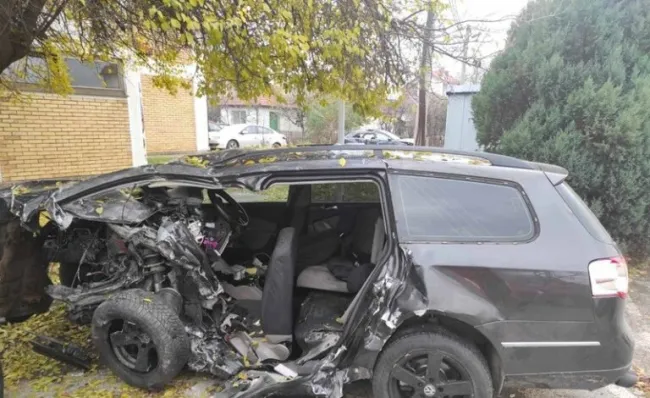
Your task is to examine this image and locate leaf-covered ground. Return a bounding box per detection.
[0,264,220,397]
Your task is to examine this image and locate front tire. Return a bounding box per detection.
[226,140,239,149]
[372,329,492,398]
[91,289,190,390]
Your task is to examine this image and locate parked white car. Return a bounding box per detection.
[209,124,287,149]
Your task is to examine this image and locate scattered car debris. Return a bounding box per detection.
[31,335,92,370]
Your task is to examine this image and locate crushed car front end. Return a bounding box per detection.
[0,150,406,397]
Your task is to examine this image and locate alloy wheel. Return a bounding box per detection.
[389,349,473,397]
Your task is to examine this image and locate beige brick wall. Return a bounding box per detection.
[141,76,197,154]
[0,93,132,183]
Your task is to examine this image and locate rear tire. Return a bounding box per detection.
[372,329,493,398]
[272,142,282,148]
[226,140,239,149]
[91,289,189,390]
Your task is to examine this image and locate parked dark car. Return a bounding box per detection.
[344,129,413,145]
[0,146,636,397]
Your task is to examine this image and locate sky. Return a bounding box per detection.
[438,0,532,82]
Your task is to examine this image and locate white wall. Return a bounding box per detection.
[444,92,479,151]
[124,70,147,166]
[192,79,210,151]
[279,112,302,134]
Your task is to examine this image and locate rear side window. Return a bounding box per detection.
[555,182,613,243]
[392,174,535,242]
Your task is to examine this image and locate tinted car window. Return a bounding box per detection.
[312,182,379,203]
[393,175,534,241]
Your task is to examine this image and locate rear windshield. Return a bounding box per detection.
[555,182,614,244]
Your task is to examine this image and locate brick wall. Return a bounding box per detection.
[0,93,132,183]
[141,76,197,154]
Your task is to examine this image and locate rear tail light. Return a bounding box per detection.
[588,257,628,299]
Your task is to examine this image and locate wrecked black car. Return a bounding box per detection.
[0,146,637,397]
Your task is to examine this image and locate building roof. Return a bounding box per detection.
[219,93,298,109]
[446,84,481,95]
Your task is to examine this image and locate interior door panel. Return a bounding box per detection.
[306,203,382,236]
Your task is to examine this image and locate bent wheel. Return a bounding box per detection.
[111,321,158,373]
[91,289,189,390]
[372,329,493,398]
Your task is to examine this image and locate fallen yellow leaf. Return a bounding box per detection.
[39,210,51,227]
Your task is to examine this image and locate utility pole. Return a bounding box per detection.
[460,25,471,83]
[337,100,345,144]
[415,6,435,147]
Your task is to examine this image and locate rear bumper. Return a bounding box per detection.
[478,299,634,390]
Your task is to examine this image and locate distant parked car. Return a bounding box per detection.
[209,123,287,149]
[345,129,413,145]
[208,120,228,133]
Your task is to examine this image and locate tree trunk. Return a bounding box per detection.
[415,7,435,146]
[0,0,50,75]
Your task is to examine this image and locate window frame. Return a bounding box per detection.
[389,170,539,244]
[231,110,248,124]
[5,56,126,97]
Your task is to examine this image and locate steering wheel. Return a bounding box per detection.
[208,190,249,227]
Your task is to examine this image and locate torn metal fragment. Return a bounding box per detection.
[31,335,92,370]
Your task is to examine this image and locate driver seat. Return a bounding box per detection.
[261,227,298,343]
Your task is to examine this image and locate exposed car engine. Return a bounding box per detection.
[42,185,271,381]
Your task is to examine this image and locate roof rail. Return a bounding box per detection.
[202,145,535,170]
